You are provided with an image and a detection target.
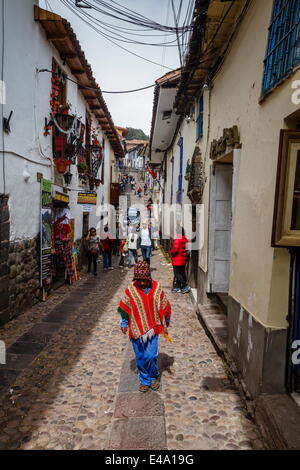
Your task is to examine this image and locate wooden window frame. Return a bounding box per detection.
[262,0,300,97]
[272,129,300,247]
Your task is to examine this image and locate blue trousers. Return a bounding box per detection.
[103,250,112,269]
[128,249,138,267]
[141,245,152,264]
[131,335,160,386]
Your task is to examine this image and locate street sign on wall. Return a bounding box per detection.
[77,192,97,205]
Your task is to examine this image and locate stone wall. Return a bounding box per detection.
[8,237,40,320]
[0,193,41,326]
[0,195,10,325]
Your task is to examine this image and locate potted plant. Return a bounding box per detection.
[77,161,88,174]
[55,158,71,174]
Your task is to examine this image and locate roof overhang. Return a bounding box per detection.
[149,69,181,163]
[175,0,250,115]
[34,6,125,157]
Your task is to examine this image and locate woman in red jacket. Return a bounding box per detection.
[170,228,191,294]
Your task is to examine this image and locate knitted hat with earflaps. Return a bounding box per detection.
[133,261,152,280]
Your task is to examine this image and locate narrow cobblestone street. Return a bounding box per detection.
[0,245,265,450]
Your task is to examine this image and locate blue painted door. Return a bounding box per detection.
[177,138,183,203]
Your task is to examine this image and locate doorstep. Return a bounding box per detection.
[255,393,300,449]
[192,294,300,450]
[191,295,229,364]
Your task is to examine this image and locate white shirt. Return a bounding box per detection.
[127,233,138,250]
[140,228,151,246]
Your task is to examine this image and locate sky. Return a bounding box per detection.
[39,0,192,135]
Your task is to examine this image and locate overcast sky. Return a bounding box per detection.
[40,0,191,135]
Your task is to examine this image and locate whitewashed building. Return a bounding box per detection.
[0,1,124,324]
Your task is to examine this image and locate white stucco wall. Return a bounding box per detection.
[0,0,115,243]
[199,0,295,328]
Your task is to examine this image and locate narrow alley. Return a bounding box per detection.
[0,235,265,450]
[2,0,300,454]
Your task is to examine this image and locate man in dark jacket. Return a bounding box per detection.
[170,228,191,294]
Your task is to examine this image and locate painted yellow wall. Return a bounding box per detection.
[199,0,300,328]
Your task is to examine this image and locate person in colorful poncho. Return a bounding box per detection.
[118,261,172,393]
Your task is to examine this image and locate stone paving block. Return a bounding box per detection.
[43,310,74,323]
[118,373,140,393]
[0,353,36,370]
[114,391,165,419]
[120,358,137,375]
[7,342,45,355]
[0,369,20,390]
[18,322,61,344]
[109,416,167,450]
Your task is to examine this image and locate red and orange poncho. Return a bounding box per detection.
[118,279,172,341]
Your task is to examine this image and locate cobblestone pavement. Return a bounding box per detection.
[0,231,265,450]
[154,252,265,450]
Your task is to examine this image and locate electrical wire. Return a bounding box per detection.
[78,0,193,32]
[64,0,187,47]
[37,68,156,93]
[45,0,54,13]
[171,0,182,67]
[60,0,175,70]
[161,0,171,74]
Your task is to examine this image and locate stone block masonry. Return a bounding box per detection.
[8,238,40,323]
[0,195,10,326]
[0,194,40,326]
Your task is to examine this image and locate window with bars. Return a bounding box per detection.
[196,94,204,140]
[262,0,300,96]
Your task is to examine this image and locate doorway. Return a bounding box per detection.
[208,163,233,303]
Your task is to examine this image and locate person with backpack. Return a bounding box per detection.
[100,226,115,271]
[119,239,127,267]
[85,227,101,276]
[170,228,191,294]
[126,229,139,268]
[140,221,152,265]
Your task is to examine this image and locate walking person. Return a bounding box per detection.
[118,261,172,392]
[100,226,115,271]
[85,227,101,276]
[119,239,127,267]
[127,229,139,268]
[171,228,191,294]
[140,221,152,265]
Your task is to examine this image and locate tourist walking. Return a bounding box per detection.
[100,226,115,271]
[118,261,172,392]
[85,227,101,276]
[119,239,127,267]
[140,221,152,264]
[171,228,191,294]
[127,229,139,268]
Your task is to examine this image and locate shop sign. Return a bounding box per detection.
[81,205,94,213]
[40,179,53,287]
[54,191,70,204]
[77,192,97,205]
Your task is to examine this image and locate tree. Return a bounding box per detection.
[126,127,149,141]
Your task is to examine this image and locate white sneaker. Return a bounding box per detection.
[108,267,114,270]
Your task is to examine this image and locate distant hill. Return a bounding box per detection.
[126,127,149,141]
